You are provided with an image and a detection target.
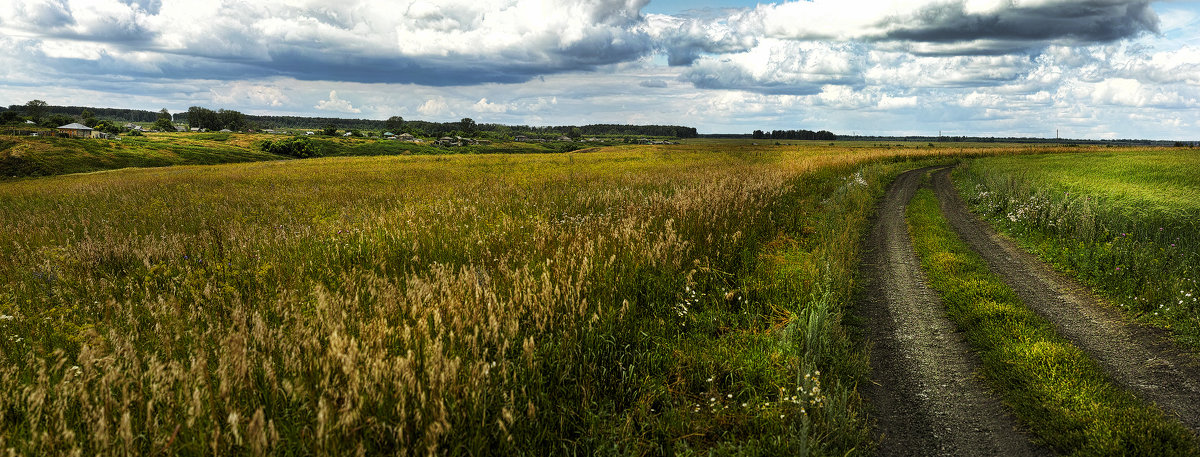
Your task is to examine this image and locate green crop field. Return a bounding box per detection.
[956,149,1200,347]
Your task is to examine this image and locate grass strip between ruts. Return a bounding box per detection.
[906,185,1199,455]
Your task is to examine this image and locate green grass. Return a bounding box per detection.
[956,150,1200,348]
[0,135,280,178]
[906,184,1198,455]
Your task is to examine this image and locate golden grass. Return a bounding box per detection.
[0,143,1069,454]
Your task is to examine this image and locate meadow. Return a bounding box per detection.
[955,149,1200,348]
[0,142,991,455]
[0,133,596,181]
[3,139,1177,454]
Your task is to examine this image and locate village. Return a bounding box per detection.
[11,121,680,147]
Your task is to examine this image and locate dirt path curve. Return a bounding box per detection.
[861,166,1045,457]
[933,167,1200,433]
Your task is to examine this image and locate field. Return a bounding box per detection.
[0,133,596,180]
[0,141,985,455]
[2,139,1198,455]
[956,149,1200,347]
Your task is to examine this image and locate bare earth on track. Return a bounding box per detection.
[933,167,1200,434]
[861,166,1045,456]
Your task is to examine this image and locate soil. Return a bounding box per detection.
[861,166,1046,456]
[933,167,1200,433]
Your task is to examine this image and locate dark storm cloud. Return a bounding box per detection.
[878,0,1160,53]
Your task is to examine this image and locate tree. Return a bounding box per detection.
[80,109,96,127]
[153,118,176,132]
[186,106,218,131]
[24,100,48,123]
[261,137,320,158]
[153,109,176,132]
[217,109,246,131]
[93,120,120,135]
[322,124,337,136]
[0,111,18,125]
[459,117,476,135]
[42,114,73,129]
[386,116,404,132]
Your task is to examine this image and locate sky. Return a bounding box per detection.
[1,0,1198,139]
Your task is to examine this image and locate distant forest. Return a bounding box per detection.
[3,104,162,123]
[2,103,699,138]
[752,129,837,141]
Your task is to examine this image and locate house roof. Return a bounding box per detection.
[58,123,93,130]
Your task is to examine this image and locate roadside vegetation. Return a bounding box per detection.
[956,150,1200,349]
[0,143,989,455]
[906,184,1199,454]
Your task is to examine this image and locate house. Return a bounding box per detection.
[513,135,528,142]
[398,133,415,141]
[57,123,93,138]
[343,132,354,137]
[558,136,572,142]
[305,131,314,136]
[437,136,457,146]
[24,120,35,125]
[219,128,233,133]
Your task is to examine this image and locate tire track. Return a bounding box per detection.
[861,166,1044,456]
[932,167,1200,434]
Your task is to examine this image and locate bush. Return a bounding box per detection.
[261,137,320,158]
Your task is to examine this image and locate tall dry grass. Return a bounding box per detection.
[0,144,1024,454]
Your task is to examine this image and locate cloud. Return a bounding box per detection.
[639,79,669,88]
[0,0,657,85]
[681,40,865,94]
[754,0,1159,53]
[418,97,450,117]
[314,90,360,113]
[646,11,758,66]
[473,98,507,113]
[211,82,290,108]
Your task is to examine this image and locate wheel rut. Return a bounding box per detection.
[932,167,1200,434]
[862,166,1044,457]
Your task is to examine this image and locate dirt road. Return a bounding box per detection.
[861,166,1045,456]
[932,167,1200,433]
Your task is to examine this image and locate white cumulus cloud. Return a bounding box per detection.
[314,90,361,113]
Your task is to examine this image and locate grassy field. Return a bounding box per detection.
[955,149,1200,348]
[5,140,1178,454]
[0,133,600,180]
[0,142,1000,455]
[906,184,1198,454]
[0,134,280,178]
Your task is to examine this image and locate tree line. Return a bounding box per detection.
[752,129,837,140]
[2,103,161,123]
[2,102,700,138]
